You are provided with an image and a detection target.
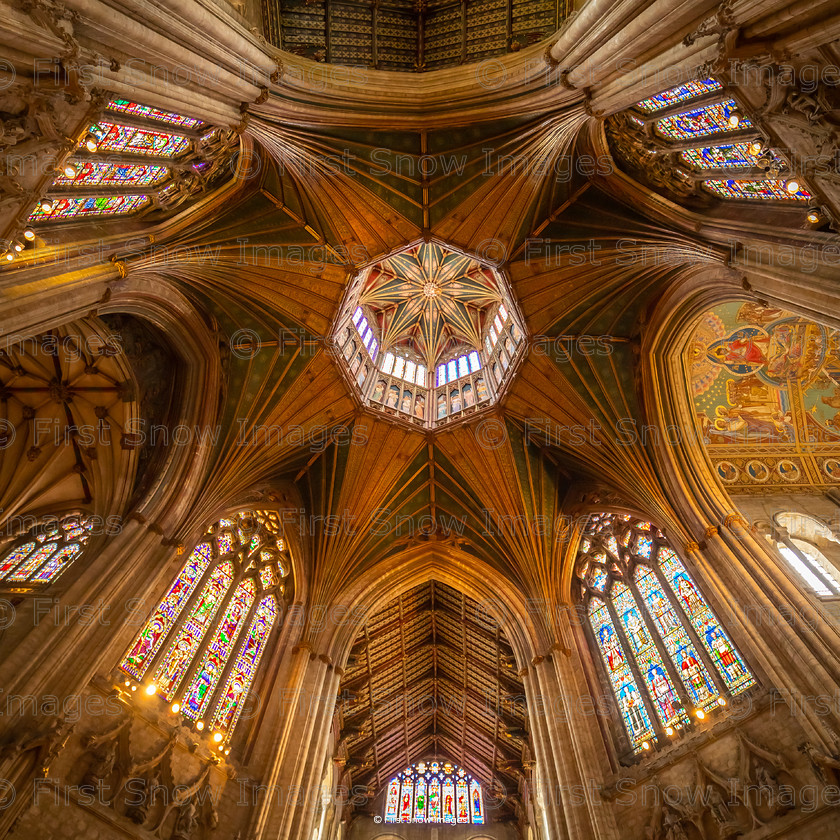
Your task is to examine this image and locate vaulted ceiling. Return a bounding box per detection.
[336,581,528,819]
[4,0,840,817]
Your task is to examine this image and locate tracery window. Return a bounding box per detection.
[119,510,288,746]
[770,512,840,599]
[610,77,815,209]
[17,97,231,239]
[383,761,484,825]
[0,513,96,588]
[577,513,755,754]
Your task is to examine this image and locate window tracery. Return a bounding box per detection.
[609,78,814,207]
[27,98,235,227]
[769,512,840,599]
[383,761,484,824]
[577,513,755,754]
[119,510,288,744]
[0,513,95,588]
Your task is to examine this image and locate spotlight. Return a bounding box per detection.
[23,228,35,241]
[124,679,130,687]
[727,108,743,129]
[224,748,230,755]
[171,702,181,714]
[131,684,138,692]
[195,720,205,731]
[85,133,99,152]
[666,726,674,736]
[786,179,801,194]
[717,697,727,707]
[696,709,706,720]
[145,683,157,696]
[63,163,78,178]
[641,740,651,750]
[4,252,14,262]
[213,732,223,743]
[13,242,23,252]
[38,199,54,213]
[747,139,764,156]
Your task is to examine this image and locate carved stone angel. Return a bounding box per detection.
[172,797,199,840]
[81,739,118,799]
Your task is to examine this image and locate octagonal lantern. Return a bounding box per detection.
[332,239,526,429]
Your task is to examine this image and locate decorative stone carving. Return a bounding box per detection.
[80,739,119,797]
[172,797,199,840]
[125,766,162,825]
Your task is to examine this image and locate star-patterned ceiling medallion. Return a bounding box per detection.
[332,238,526,430]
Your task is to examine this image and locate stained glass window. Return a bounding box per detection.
[211,596,277,735]
[383,763,484,825]
[577,513,755,754]
[680,143,781,171]
[54,161,169,187]
[0,513,95,587]
[87,122,191,157]
[119,510,289,743]
[29,194,150,221]
[658,549,754,694]
[702,179,812,201]
[107,99,203,128]
[655,100,751,141]
[635,79,722,112]
[122,543,213,681]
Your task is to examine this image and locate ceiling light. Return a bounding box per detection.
[786,179,800,194]
[727,108,743,128]
[4,252,15,262]
[695,709,706,720]
[85,133,99,152]
[213,732,223,743]
[145,683,157,695]
[806,207,823,224]
[38,199,54,213]
[63,163,78,178]
[23,228,35,241]
[195,720,205,731]
[171,702,181,714]
[13,242,23,252]
[641,740,650,750]
[747,139,763,156]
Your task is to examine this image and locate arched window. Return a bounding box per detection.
[772,512,840,598]
[384,761,483,825]
[0,513,96,587]
[577,513,755,754]
[120,509,288,743]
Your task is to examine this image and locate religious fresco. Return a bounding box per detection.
[690,302,840,491]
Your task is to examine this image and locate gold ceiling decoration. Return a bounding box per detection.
[332,239,526,429]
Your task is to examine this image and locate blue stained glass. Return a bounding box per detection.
[384,764,484,825]
[589,598,655,749]
[613,582,687,727]
[702,179,812,201]
[635,565,719,710]
[636,79,722,113]
[680,143,781,171]
[658,549,755,694]
[656,100,751,141]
